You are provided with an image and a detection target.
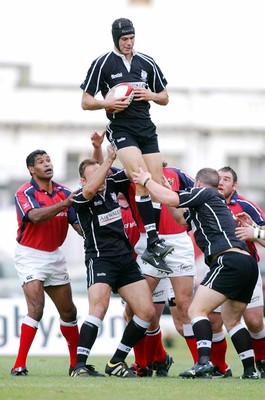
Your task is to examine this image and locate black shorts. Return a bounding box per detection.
[201,252,259,303]
[106,119,160,154]
[85,253,145,293]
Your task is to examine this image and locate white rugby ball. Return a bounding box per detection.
[106,83,134,114]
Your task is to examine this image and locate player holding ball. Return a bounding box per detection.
[80,18,173,273]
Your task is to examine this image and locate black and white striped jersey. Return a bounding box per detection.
[74,169,133,259]
[178,187,248,264]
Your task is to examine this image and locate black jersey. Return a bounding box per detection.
[74,169,132,259]
[178,187,248,264]
[80,50,167,121]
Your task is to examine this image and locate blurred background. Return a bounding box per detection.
[1,0,265,299]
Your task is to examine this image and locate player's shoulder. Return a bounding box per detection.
[99,51,116,61]
[164,166,180,174]
[135,51,155,63]
[236,193,257,207]
[90,51,114,66]
[16,181,33,194]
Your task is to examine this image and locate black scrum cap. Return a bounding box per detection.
[112,18,135,50]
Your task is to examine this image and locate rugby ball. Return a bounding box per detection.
[106,83,134,114]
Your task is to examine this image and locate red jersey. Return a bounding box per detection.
[127,167,194,235]
[15,178,78,252]
[120,204,140,260]
[227,191,265,261]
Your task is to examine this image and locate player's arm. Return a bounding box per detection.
[90,130,117,178]
[133,167,179,206]
[71,222,83,236]
[90,130,106,164]
[235,224,265,247]
[82,145,116,199]
[168,207,187,225]
[27,192,77,224]
[236,212,265,246]
[152,88,169,105]
[161,175,187,224]
[81,91,129,113]
[81,91,105,110]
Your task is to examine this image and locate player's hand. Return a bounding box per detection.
[235,225,255,241]
[133,87,155,102]
[236,212,254,227]
[162,175,172,190]
[63,191,78,207]
[132,167,151,186]
[91,130,106,148]
[106,144,116,161]
[104,95,130,112]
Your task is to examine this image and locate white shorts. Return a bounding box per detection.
[14,243,70,286]
[152,278,174,302]
[135,232,196,278]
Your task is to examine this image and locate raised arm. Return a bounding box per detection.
[90,130,106,164]
[82,145,116,200]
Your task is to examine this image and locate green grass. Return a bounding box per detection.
[0,336,263,400]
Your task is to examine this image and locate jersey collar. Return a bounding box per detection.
[229,190,239,205]
[30,177,60,194]
[113,48,136,58]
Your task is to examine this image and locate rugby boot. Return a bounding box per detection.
[149,238,174,259]
[141,249,173,274]
[105,361,138,378]
[71,364,105,377]
[11,367,28,376]
[179,361,215,379]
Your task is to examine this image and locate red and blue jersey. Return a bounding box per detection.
[15,178,78,252]
[123,167,194,235]
[228,191,265,261]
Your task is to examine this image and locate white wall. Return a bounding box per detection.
[0,296,176,355]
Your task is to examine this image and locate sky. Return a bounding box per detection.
[1,0,265,89]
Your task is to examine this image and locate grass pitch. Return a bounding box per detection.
[0,336,263,400]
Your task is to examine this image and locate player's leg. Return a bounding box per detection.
[105,278,154,378]
[42,249,79,376]
[170,276,197,361]
[181,285,225,378]
[142,152,174,261]
[243,273,265,378]
[222,299,258,379]
[144,278,174,377]
[45,283,79,375]
[117,146,173,273]
[158,233,197,369]
[71,281,111,377]
[142,152,163,225]
[123,301,150,377]
[117,146,159,244]
[208,310,231,377]
[11,245,47,376]
[11,280,45,375]
[125,273,173,377]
